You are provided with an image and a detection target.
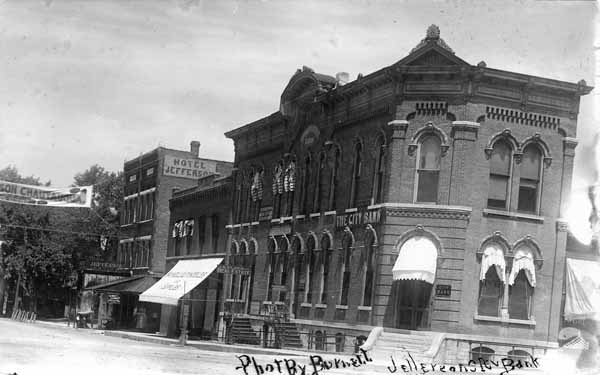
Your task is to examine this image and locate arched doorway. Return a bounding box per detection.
[387,236,438,330]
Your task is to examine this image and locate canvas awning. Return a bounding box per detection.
[392,236,438,284]
[86,275,160,294]
[139,257,223,306]
[564,258,600,321]
[480,245,506,283]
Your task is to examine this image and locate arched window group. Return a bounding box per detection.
[477,236,541,321]
[486,132,549,214]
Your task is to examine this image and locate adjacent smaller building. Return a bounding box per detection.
[90,141,231,332]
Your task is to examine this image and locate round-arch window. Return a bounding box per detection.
[471,346,494,361]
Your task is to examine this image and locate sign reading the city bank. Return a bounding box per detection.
[335,208,382,229]
[163,155,217,180]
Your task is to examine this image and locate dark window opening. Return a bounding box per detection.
[478,267,503,317]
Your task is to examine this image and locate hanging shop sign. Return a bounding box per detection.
[435,284,452,297]
[163,155,217,180]
[107,293,121,305]
[335,208,382,229]
[0,180,93,208]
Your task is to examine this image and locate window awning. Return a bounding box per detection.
[480,245,506,283]
[508,249,536,287]
[392,237,437,284]
[139,257,223,306]
[564,258,600,322]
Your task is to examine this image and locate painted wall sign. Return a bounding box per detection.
[163,155,217,179]
[435,284,452,297]
[300,125,320,147]
[335,208,382,229]
[258,206,273,221]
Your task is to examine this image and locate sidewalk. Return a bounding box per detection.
[31,318,311,357]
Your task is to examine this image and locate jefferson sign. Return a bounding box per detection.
[163,155,217,180]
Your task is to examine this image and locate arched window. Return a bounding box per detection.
[340,228,354,306]
[349,142,363,208]
[284,160,296,216]
[508,248,536,320]
[362,226,377,306]
[314,330,325,351]
[471,346,495,361]
[416,135,441,203]
[279,236,290,302]
[314,153,326,212]
[266,237,277,301]
[329,147,341,211]
[335,333,345,352]
[306,234,316,303]
[301,155,311,215]
[507,349,531,362]
[320,233,332,304]
[250,169,264,222]
[272,163,284,218]
[478,244,506,317]
[488,140,512,210]
[518,144,542,213]
[372,136,386,204]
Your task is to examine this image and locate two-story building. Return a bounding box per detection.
[222,25,592,358]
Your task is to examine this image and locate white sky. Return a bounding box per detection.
[0,0,597,238]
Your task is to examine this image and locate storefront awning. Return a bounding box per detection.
[86,275,160,294]
[139,257,223,306]
[564,258,600,321]
[392,237,438,284]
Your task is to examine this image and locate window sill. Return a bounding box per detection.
[335,305,348,310]
[345,208,358,213]
[300,302,312,308]
[262,301,272,305]
[225,299,244,303]
[474,314,536,326]
[357,306,372,311]
[309,213,321,218]
[324,210,336,216]
[314,304,327,309]
[483,209,544,223]
[295,215,306,220]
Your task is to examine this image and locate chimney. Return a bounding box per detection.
[190,141,200,158]
[336,72,349,86]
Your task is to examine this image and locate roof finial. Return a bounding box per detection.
[426,24,440,40]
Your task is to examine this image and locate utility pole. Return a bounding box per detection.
[13,229,26,313]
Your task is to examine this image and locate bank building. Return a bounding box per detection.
[146,25,596,362]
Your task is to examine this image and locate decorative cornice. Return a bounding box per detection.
[383,203,471,220]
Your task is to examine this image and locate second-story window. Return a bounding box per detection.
[301,155,311,215]
[518,144,542,213]
[373,137,386,204]
[349,142,363,208]
[416,135,441,203]
[314,153,326,212]
[329,147,341,211]
[488,140,512,210]
[211,214,219,253]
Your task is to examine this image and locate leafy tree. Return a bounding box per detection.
[0,165,123,315]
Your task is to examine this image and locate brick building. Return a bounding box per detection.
[222,25,593,357]
[158,173,233,338]
[91,141,231,331]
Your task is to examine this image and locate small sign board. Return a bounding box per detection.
[258,206,273,221]
[216,265,251,276]
[107,293,121,304]
[435,284,452,297]
[335,208,382,230]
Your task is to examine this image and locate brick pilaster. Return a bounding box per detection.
[449,121,480,205]
[385,120,409,203]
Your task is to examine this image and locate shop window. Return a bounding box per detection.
[314,331,325,351]
[335,333,345,352]
[488,140,512,210]
[349,141,363,208]
[471,346,495,361]
[507,349,530,362]
[478,267,503,317]
[518,144,542,213]
[416,135,441,203]
[128,174,136,183]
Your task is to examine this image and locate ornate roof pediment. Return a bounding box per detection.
[395,25,470,68]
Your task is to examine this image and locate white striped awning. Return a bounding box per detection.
[392,236,438,284]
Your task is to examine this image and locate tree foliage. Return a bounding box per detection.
[0,165,123,311]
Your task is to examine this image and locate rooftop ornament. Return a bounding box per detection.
[410,24,454,54]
